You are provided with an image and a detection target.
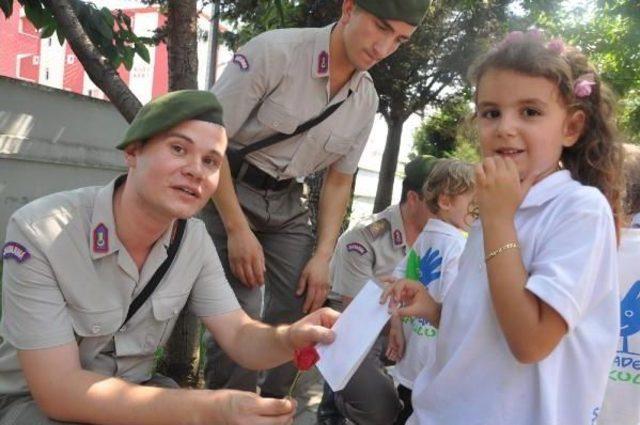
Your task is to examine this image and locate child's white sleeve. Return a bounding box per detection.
[525,198,617,331]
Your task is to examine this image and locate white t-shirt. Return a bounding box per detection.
[599,227,640,425]
[391,219,466,389]
[408,171,619,425]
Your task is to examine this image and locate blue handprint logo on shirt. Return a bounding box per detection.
[620,280,640,355]
[419,247,442,287]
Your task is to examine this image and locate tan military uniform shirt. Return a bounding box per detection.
[213,24,378,179]
[331,204,407,298]
[0,178,240,394]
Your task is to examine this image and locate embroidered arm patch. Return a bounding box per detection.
[346,242,368,255]
[2,242,30,263]
[232,53,250,71]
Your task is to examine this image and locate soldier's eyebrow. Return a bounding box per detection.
[377,17,394,32]
[165,132,194,144]
[377,17,410,42]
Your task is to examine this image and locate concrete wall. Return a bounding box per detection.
[0,76,128,243]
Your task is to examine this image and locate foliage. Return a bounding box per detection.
[530,0,640,143]
[0,0,152,70]
[413,95,471,156]
[412,94,480,163]
[216,0,314,50]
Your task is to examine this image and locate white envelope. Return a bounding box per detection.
[316,280,392,391]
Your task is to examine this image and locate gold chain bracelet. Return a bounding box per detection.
[485,242,519,262]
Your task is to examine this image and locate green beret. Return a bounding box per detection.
[117,90,224,150]
[355,0,429,26]
[404,155,438,191]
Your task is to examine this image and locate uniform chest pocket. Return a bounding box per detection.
[151,291,190,321]
[144,291,191,352]
[67,305,123,337]
[256,97,299,134]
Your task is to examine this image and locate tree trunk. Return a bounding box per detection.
[305,169,358,237]
[159,0,201,388]
[44,0,141,122]
[167,0,199,91]
[373,116,405,213]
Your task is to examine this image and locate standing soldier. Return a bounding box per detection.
[202,0,430,397]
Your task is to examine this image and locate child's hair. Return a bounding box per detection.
[623,143,640,218]
[468,30,625,231]
[422,159,475,214]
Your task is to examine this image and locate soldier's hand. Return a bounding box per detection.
[287,307,338,348]
[227,226,265,288]
[296,254,331,313]
[209,389,297,425]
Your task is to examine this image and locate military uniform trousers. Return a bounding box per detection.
[200,173,315,396]
[0,374,178,425]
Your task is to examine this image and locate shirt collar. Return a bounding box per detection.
[90,175,174,261]
[424,218,464,238]
[386,204,407,250]
[519,170,576,209]
[312,23,369,93]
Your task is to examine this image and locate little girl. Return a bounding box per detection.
[382,31,624,425]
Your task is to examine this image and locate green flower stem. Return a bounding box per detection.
[287,370,302,398]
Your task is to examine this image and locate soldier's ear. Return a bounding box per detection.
[341,0,356,24]
[123,140,144,168]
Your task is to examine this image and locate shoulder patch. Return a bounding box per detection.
[364,218,390,240]
[2,242,30,263]
[346,242,368,255]
[232,53,250,71]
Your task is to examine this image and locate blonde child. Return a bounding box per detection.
[599,144,640,425]
[386,159,476,424]
[382,31,624,425]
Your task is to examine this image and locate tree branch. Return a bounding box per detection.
[43,0,142,122]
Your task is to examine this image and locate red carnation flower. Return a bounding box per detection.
[288,345,320,397]
[293,346,320,371]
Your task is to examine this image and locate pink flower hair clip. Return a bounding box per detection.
[547,38,565,55]
[573,73,596,98]
[527,28,543,40]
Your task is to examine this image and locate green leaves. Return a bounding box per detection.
[3,1,154,71]
[23,0,51,29]
[0,0,13,17]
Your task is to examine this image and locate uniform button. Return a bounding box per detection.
[273,121,279,128]
[119,325,127,333]
[173,308,179,315]
[91,325,101,334]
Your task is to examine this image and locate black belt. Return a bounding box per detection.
[238,161,296,191]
